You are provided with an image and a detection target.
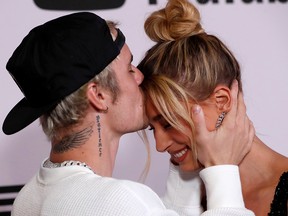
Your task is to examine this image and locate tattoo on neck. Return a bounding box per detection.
[96,115,102,157]
[53,124,93,153]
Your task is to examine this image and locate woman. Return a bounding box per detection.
[138,0,288,215]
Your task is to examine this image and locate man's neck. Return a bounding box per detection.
[49,122,121,177]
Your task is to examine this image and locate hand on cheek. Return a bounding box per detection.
[191,80,255,167]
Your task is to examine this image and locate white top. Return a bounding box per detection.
[163,163,255,215]
[12,160,255,216]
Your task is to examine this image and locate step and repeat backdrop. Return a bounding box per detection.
[0,0,287,210]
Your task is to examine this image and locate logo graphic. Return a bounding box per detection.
[34,0,126,10]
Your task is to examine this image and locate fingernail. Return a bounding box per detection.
[193,105,201,114]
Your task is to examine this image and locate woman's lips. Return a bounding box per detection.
[171,147,188,164]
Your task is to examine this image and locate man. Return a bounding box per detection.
[2,12,254,215]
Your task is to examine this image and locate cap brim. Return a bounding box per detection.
[2,98,57,135]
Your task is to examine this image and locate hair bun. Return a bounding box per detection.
[144,0,204,42]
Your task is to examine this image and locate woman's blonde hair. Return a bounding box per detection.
[139,0,242,162]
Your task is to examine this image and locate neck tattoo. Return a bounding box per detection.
[96,115,102,157]
[53,124,93,153]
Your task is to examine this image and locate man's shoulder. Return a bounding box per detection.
[14,171,168,215]
[81,174,159,198]
[76,175,165,206]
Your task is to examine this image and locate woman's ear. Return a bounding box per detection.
[213,85,232,113]
[86,82,109,112]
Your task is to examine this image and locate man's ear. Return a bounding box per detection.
[86,82,109,112]
[213,85,232,113]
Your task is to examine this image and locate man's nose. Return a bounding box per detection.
[133,66,144,85]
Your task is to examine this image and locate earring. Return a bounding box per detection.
[215,112,226,129]
[102,106,108,113]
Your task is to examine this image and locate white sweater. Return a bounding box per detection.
[12,161,254,216]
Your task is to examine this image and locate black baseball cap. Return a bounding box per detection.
[2,12,125,135]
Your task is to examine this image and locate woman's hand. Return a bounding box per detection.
[191,80,255,167]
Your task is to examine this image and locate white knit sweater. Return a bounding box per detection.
[12,161,254,216]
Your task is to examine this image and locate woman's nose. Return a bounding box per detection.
[154,131,171,153]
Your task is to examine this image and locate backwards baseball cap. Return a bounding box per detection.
[2,12,125,135]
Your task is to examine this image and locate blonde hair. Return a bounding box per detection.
[139,0,242,162]
[142,75,197,159]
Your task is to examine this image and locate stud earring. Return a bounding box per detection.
[215,112,226,129]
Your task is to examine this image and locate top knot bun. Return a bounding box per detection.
[145,0,204,42]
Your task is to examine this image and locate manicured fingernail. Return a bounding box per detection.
[193,105,201,114]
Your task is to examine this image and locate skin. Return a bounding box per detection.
[47,27,279,215]
[147,100,200,171]
[50,31,148,177]
[239,137,288,215]
[147,84,239,171]
[105,44,148,135]
[146,82,288,215]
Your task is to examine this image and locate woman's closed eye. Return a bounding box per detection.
[159,118,172,130]
[148,122,172,131]
[163,123,172,130]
